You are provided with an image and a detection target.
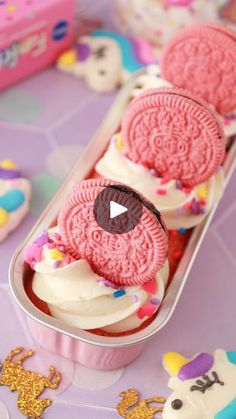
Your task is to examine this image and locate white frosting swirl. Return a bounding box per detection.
[31,230,169,334]
[96,139,224,230]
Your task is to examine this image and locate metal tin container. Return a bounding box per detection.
[9,79,236,370]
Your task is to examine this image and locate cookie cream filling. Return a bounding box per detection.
[95,138,224,230]
[25,228,169,334]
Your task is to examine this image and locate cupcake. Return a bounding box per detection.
[24,179,169,336]
[113,0,225,50]
[0,159,31,242]
[96,88,226,231]
[131,24,236,139]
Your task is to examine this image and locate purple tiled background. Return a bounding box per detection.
[0,0,235,418]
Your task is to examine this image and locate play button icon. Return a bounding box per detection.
[110,201,128,219]
[94,184,143,234]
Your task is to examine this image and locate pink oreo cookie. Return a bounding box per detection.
[161,24,236,115]
[58,178,168,286]
[121,88,226,187]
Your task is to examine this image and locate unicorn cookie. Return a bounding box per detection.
[57,30,157,92]
[163,350,236,418]
[0,160,31,242]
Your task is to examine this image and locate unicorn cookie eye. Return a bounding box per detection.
[171,399,183,410]
[98,69,106,76]
[93,45,107,59]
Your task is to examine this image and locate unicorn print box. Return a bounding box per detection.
[163,350,236,418]
[57,30,156,92]
[0,0,75,90]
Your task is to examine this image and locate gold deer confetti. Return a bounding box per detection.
[0,347,61,418]
[117,388,165,418]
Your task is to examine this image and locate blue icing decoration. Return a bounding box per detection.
[215,398,236,419]
[113,289,126,298]
[0,189,25,212]
[91,30,144,73]
[227,352,236,365]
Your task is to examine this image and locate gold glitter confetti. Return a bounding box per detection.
[117,388,165,418]
[0,347,61,418]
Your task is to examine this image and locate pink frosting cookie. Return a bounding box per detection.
[121,88,226,187]
[58,178,168,286]
[161,24,236,115]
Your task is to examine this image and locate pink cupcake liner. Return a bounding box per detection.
[27,317,145,370]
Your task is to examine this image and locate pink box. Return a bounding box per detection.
[0,0,75,90]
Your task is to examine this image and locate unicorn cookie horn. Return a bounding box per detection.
[57,30,157,92]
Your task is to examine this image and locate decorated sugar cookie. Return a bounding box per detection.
[58,178,168,286]
[0,160,31,242]
[57,29,157,92]
[161,24,236,114]
[121,88,226,187]
[163,350,236,418]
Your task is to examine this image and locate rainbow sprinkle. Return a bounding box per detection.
[176,207,185,216]
[116,135,123,151]
[196,185,208,199]
[132,294,139,303]
[151,298,160,305]
[98,278,120,289]
[53,260,61,269]
[137,303,157,319]
[160,177,169,185]
[150,168,158,177]
[176,180,183,190]
[113,289,126,298]
[49,248,64,261]
[47,242,56,249]
[53,232,62,241]
[191,198,201,215]
[182,187,192,194]
[156,188,167,196]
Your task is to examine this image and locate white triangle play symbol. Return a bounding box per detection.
[110,200,128,219]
